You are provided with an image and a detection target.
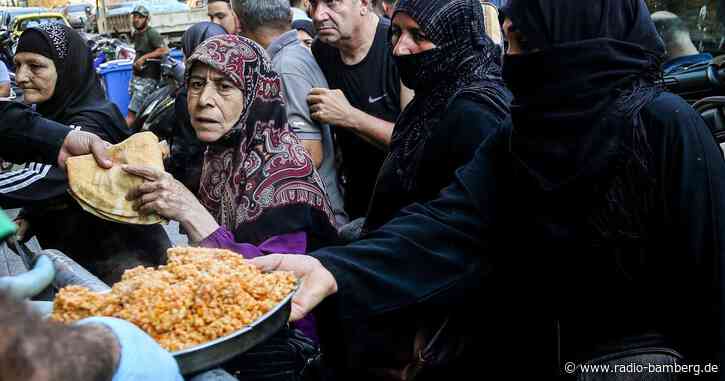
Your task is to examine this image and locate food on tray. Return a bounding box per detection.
[67,131,165,225]
[51,247,297,351]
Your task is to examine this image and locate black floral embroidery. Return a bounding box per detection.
[37,23,69,60]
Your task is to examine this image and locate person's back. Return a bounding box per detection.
[0,60,10,98]
[290,0,311,21]
[497,0,725,373]
[495,90,723,370]
[269,31,348,227]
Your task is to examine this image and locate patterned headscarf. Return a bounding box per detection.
[390,0,511,191]
[15,23,129,142]
[187,35,335,242]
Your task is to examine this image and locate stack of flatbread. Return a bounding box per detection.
[67,132,166,225]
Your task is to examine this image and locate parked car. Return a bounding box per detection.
[62,3,91,30]
[11,13,69,39]
[0,7,49,30]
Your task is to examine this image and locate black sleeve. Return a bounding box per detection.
[441,97,507,170]
[0,109,111,208]
[645,94,725,363]
[0,102,69,164]
[312,125,511,319]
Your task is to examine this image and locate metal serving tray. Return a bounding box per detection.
[172,284,297,376]
[42,281,298,376]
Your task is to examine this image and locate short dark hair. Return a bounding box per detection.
[231,0,292,32]
[290,0,304,6]
[0,292,117,381]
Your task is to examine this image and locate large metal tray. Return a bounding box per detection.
[40,282,297,376]
[172,284,297,376]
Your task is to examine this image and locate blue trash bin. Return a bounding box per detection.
[169,48,184,62]
[92,52,106,71]
[97,59,133,117]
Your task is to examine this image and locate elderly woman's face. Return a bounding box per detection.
[390,13,436,56]
[14,52,57,104]
[187,64,245,142]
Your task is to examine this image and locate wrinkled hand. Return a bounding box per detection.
[251,254,338,322]
[58,130,112,170]
[124,165,201,221]
[123,165,219,242]
[307,88,355,128]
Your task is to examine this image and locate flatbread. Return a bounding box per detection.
[69,189,164,225]
[67,132,165,224]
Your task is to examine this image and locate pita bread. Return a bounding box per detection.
[67,132,165,225]
[69,189,164,225]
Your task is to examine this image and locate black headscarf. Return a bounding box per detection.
[292,19,316,38]
[16,23,129,143]
[181,21,226,58]
[390,0,511,191]
[500,0,665,192]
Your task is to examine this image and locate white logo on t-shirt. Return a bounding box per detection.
[368,93,387,104]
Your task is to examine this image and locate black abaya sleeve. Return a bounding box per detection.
[642,93,725,365]
[0,102,69,165]
[312,124,511,319]
[0,107,123,208]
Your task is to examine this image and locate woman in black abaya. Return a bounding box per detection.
[325,0,511,379]
[254,0,725,378]
[0,24,170,284]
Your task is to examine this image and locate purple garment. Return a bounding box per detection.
[199,226,318,343]
[200,227,307,258]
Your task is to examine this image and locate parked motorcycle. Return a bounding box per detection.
[87,34,135,68]
[658,57,725,146]
[131,53,184,138]
[0,27,15,72]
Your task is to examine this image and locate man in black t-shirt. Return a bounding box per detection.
[308,0,413,220]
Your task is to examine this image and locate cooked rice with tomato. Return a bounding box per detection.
[51,247,296,351]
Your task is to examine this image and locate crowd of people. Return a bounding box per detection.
[1,0,724,380]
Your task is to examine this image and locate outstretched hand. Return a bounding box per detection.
[251,254,338,322]
[58,130,112,170]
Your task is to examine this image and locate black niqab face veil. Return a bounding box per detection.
[390,0,511,191]
[16,24,129,142]
[500,0,665,192]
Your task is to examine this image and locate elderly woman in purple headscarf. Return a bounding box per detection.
[124,34,338,380]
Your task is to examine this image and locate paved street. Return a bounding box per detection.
[164,220,189,246]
